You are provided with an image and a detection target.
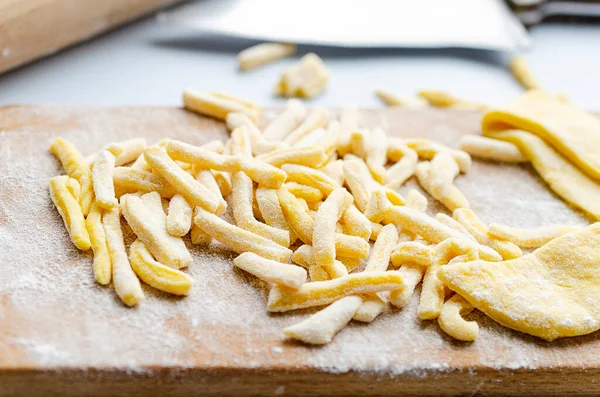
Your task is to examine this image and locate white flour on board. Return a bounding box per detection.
[0,105,595,378]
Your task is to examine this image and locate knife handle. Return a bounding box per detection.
[508,0,600,26]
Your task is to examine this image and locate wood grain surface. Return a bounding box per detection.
[0,0,183,74]
[0,105,597,397]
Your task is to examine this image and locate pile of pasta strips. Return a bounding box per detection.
[49,90,589,344]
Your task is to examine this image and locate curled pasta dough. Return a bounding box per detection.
[129,239,193,296]
[438,294,478,342]
[375,89,427,108]
[275,53,329,99]
[284,296,363,344]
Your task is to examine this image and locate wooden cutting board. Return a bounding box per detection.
[0,105,597,397]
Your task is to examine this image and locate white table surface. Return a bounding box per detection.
[0,15,598,109]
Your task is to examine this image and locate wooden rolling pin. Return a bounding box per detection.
[0,0,183,75]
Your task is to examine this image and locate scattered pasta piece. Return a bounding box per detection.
[183,90,261,123]
[129,240,193,296]
[438,294,478,342]
[338,106,359,155]
[230,126,253,158]
[353,224,398,322]
[313,188,354,274]
[267,271,403,312]
[459,135,527,163]
[144,147,221,213]
[405,138,471,174]
[238,42,296,71]
[488,223,581,249]
[283,182,323,202]
[49,138,94,215]
[417,89,488,111]
[275,53,329,98]
[364,189,389,223]
[321,159,345,187]
[343,155,376,211]
[284,296,363,344]
[91,150,118,209]
[453,209,523,260]
[194,206,292,262]
[102,206,144,306]
[385,139,418,189]
[284,108,329,145]
[350,129,370,160]
[509,56,541,90]
[226,113,281,155]
[435,213,477,242]
[106,138,147,166]
[375,89,427,108]
[390,241,433,268]
[365,127,388,182]
[234,252,307,289]
[263,99,307,141]
[231,172,290,247]
[49,176,91,251]
[419,238,476,320]
[386,205,501,261]
[256,146,327,168]
[190,207,212,245]
[404,189,428,212]
[341,205,372,241]
[255,187,294,241]
[282,163,340,195]
[121,194,193,269]
[85,201,111,285]
[415,161,469,212]
[166,194,193,237]
[113,167,176,198]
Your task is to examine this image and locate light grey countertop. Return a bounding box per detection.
[0,16,598,109]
